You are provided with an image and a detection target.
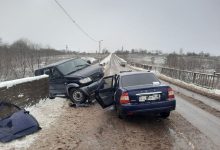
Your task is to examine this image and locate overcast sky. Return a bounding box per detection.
[0,0,220,55]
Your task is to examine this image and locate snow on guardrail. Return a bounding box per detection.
[0,75,49,107]
[158,73,220,100]
[114,54,127,63]
[0,75,48,89]
[100,53,112,65]
[81,57,97,63]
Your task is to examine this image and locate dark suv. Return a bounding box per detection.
[35,58,104,103]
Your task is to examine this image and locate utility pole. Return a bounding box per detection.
[99,40,103,53]
[98,40,103,62]
[66,45,68,52]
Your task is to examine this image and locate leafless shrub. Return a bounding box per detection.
[0,38,65,81]
[165,52,220,74]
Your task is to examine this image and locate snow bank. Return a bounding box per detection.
[0,98,66,150]
[114,54,127,63]
[81,57,97,63]
[100,53,112,65]
[0,75,48,89]
[129,65,146,71]
[158,73,220,100]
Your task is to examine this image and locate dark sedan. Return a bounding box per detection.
[95,71,176,119]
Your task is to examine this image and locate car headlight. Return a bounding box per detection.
[79,77,92,84]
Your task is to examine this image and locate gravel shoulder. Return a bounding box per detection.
[28,101,218,150]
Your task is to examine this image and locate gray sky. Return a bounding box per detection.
[0,0,220,55]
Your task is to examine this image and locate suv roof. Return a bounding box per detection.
[37,58,76,70]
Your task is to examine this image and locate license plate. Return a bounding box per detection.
[139,94,160,102]
[139,96,147,102]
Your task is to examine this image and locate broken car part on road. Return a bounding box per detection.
[0,102,41,143]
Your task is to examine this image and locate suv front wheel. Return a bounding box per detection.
[69,88,86,104]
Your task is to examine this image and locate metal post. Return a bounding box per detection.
[98,40,103,62]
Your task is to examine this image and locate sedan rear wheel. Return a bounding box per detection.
[115,104,126,119]
[160,112,170,119]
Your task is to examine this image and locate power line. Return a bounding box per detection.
[54,0,98,42]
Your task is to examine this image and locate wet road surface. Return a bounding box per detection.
[2,54,220,150]
[107,54,220,149]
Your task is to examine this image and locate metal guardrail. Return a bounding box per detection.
[130,62,153,70]
[130,62,220,89]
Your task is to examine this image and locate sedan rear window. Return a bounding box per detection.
[121,73,159,87]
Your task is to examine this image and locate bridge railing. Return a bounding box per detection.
[0,75,49,108]
[130,62,220,89]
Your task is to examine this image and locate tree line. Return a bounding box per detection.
[114,48,220,73]
[0,38,66,81]
[165,53,220,73]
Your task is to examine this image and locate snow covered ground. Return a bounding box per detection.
[114,54,127,63]
[99,53,112,70]
[0,54,113,149]
[81,57,97,63]
[100,53,112,65]
[0,98,67,150]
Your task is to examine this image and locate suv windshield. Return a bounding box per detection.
[121,73,159,87]
[57,59,89,75]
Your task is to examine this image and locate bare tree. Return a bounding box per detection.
[0,38,66,81]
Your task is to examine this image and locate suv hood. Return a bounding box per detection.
[64,64,103,79]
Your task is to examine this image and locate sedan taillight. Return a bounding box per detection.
[120,92,130,104]
[168,88,175,100]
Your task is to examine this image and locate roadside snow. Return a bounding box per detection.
[129,65,146,71]
[81,57,97,63]
[0,98,66,150]
[17,93,24,98]
[158,73,220,97]
[114,54,127,63]
[0,75,48,89]
[215,89,220,95]
[100,53,112,65]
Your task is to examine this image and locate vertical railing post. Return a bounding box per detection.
[212,72,216,89]
[193,72,196,84]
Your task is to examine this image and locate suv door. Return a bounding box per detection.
[95,75,115,108]
[48,67,66,94]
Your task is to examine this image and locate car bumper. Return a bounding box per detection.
[80,80,100,97]
[120,100,176,115]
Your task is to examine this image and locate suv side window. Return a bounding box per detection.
[43,68,51,75]
[51,68,62,79]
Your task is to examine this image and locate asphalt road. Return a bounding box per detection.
[3,54,219,150]
[107,54,220,149]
